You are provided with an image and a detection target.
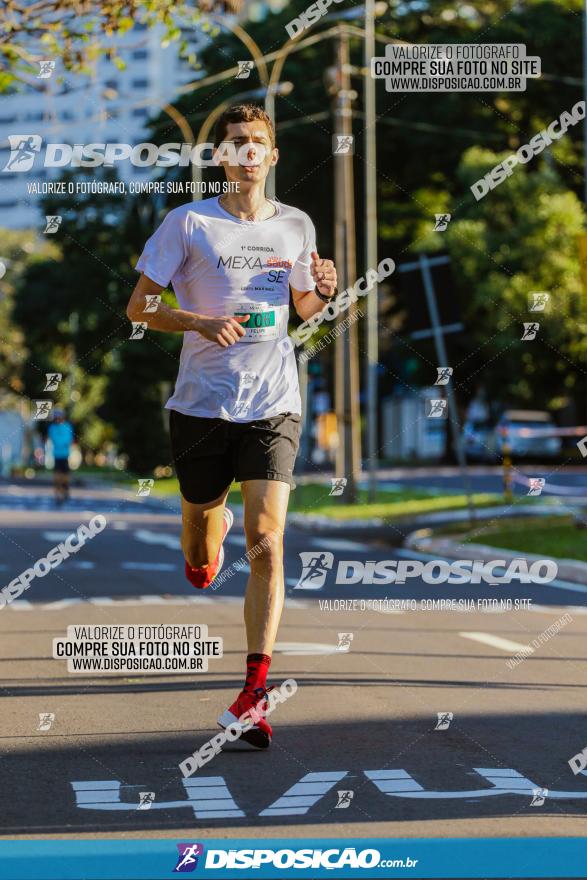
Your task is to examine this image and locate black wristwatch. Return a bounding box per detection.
[314,286,338,303]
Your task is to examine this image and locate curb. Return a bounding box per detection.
[405,529,587,586]
[288,503,569,541]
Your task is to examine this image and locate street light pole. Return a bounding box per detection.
[333,27,361,501]
[364,0,378,502]
[584,0,587,214]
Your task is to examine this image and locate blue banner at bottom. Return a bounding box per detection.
[1,837,586,879]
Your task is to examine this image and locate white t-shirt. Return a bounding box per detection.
[135,196,316,422]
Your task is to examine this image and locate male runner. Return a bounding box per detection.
[127,103,337,749]
[47,408,75,505]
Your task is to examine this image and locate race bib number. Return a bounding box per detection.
[234,302,281,343]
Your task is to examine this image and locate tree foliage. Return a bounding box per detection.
[0,0,242,91]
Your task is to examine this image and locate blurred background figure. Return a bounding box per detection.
[46,408,75,505]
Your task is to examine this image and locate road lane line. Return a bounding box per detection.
[274,641,341,655]
[133,530,180,550]
[460,631,530,652]
[122,562,177,572]
[225,534,247,547]
[310,537,367,552]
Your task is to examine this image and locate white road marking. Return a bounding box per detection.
[274,641,341,656]
[460,632,530,653]
[122,562,177,572]
[42,531,73,541]
[133,530,180,550]
[36,598,83,610]
[530,604,587,615]
[310,537,367,552]
[0,594,237,610]
[261,771,347,817]
[71,778,244,819]
[285,598,312,609]
[0,594,313,611]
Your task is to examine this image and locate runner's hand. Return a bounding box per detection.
[311,251,337,298]
[195,315,249,347]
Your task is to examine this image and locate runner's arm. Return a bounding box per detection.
[126,273,249,346]
[127,273,201,332]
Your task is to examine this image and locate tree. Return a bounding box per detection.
[0,0,242,91]
[0,228,59,410]
[442,148,585,415]
[12,169,181,473]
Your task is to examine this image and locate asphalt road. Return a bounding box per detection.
[1,480,587,841]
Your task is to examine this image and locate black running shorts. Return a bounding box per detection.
[169,409,302,504]
[54,457,70,474]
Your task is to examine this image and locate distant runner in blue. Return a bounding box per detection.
[47,408,75,505]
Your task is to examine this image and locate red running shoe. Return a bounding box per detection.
[217,686,273,749]
[184,507,233,589]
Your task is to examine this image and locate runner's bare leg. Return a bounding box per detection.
[241,479,290,655]
[181,488,230,569]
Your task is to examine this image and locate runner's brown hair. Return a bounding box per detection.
[214,103,276,148]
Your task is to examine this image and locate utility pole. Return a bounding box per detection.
[397,254,475,525]
[418,254,476,526]
[364,0,378,502]
[332,26,361,501]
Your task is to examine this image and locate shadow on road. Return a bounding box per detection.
[2,713,587,834]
